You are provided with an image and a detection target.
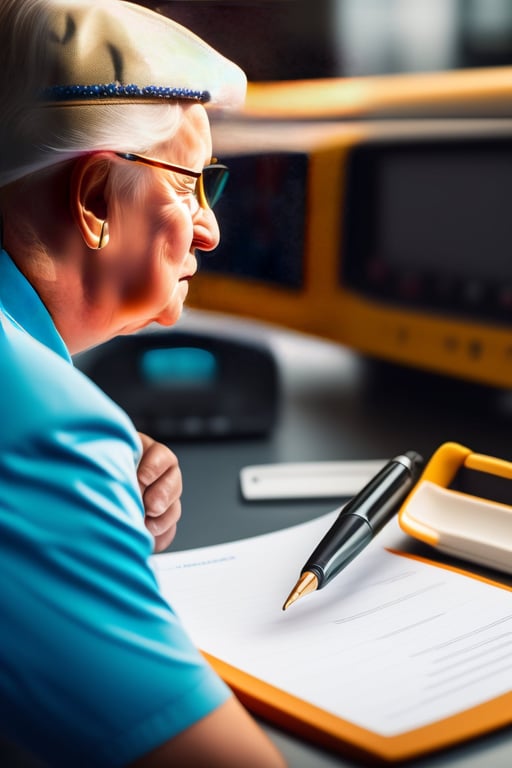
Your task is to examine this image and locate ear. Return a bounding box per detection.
[70,154,111,249]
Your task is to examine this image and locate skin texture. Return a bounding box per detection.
[137,430,182,552]
[2,103,286,766]
[24,105,220,352]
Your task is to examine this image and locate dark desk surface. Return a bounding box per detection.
[168,310,512,768]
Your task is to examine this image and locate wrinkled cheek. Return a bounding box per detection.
[122,242,180,314]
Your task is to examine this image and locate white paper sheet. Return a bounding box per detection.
[151,511,512,737]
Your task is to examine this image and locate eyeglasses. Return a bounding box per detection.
[115,151,229,210]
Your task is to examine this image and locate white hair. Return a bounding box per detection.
[52,103,183,156]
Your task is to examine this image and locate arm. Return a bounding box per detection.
[137,431,183,552]
[129,696,287,768]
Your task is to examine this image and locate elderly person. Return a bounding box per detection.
[0,1,286,766]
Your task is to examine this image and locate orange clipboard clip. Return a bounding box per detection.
[398,441,512,575]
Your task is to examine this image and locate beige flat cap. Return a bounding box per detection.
[0,0,246,185]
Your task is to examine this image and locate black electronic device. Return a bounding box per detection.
[75,329,280,439]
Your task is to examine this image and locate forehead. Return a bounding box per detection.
[164,103,212,164]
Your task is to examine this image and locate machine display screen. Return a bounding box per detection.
[140,347,218,388]
[342,138,512,323]
[199,152,308,289]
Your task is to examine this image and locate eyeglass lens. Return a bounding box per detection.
[201,164,229,209]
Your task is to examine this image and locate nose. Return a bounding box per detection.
[192,206,220,253]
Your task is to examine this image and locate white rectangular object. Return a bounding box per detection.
[240,459,387,500]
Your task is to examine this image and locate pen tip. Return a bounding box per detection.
[282,571,319,611]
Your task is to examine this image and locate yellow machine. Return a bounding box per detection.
[188,67,512,388]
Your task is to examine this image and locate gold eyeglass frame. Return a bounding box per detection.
[115,151,228,209]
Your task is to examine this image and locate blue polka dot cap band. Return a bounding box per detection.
[42,84,212,104]
[0,0,246,186]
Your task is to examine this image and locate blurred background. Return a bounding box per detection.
[82,1,512,439]
[141,0,512,80]
[106,0,512,401]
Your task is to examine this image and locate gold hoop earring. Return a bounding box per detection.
[97,220,109,249]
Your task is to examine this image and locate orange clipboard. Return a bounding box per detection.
[153,459,512,766]
[215,441,512,764]
[202,550,512,765]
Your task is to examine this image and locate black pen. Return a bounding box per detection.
[282,450,424,610]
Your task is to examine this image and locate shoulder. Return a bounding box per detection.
[0,311,142,510]
[1,311,137,444]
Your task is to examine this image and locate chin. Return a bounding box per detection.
[155,299,186,328]
[157,308,184,327]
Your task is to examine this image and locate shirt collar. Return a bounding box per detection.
[0,248,71,363]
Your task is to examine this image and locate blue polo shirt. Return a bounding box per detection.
[0,249,229,767]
